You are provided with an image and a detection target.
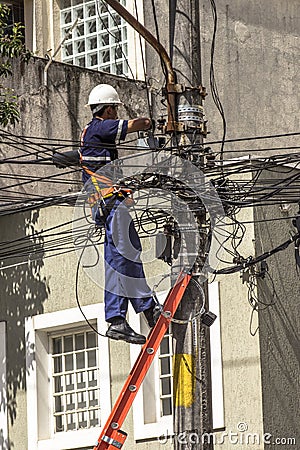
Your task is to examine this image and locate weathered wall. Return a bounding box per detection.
[200,0,300,153]
[145,0,300,154]
[0,58,152,450]
[214,204,264,450]
[0,210,48,450]
[1,56,150,196]
[254,168,300,445]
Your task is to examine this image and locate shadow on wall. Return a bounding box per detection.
[0,428,11,450]
[255,202,300,439]
[0,210,49,447]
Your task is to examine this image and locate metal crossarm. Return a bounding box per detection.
[93,272,192,449]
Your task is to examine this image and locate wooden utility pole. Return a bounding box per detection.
[170,2,213,449]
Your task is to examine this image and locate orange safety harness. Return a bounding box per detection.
[81,163,134,225]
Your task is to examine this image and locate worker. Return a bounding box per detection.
[80,84,160,345]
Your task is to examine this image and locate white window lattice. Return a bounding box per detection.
[51,329,101,433]
[60,0,129,75]
[158,330,173,417]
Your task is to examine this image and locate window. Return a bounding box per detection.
[129,283,224,440]
[129,292,174,440]
[159,331,173,417]
[25,304,110,450]
[60,0,129,75]
[51,330,100,433]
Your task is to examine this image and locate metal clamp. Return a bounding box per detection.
[102,435,123,449]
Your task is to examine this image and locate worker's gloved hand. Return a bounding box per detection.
[147,118,155,132]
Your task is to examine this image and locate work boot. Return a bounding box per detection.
[106,320,146,345]
[143,302,162,328]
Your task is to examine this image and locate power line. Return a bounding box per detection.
[208,0,226,169]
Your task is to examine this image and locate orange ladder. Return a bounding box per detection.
[93,272,192,449]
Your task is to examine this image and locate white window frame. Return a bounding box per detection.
[25,303,111,450]
[129,292,173,440]
[209,281,225,430]
[0,321,8,446]
[59,0,145,79]
[129,282,224,441]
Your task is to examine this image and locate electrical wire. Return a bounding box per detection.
[133,0,153,119]
[208,0,226,171]
[205,131,300,147]
[212,232,299,275]
[74,225,107,338]
[1,127,300,279]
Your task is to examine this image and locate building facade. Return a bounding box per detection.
[0,1,299,449]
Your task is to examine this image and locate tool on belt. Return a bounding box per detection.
[51,149,133,226]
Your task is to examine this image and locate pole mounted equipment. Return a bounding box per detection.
[103,0,206,134]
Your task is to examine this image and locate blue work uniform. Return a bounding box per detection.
[80,118,153,322]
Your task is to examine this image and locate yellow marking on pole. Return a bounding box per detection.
[172,354,196,407]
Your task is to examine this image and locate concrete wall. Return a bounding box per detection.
[254,168,300,445]
[145,0,300,154]
[200,0,299,149]
[0,57,153,450]
[213,204,264,450]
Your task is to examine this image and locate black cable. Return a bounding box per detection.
[212,233,299,275]
[205,131,300,146]
[2,129,299,151]
[74,228,107,338]
[208,0,226,171]
[133,0,153,119]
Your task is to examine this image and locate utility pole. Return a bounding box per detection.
[100,2,213,448]
[169,2,213,449]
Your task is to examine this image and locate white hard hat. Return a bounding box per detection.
[87,84,122,106]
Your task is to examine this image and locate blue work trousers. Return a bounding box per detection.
[102,198,153,322]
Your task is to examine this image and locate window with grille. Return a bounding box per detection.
[60,0,129,75]
[51,329,100,433]
[158,330,173,417]
[129,305,175,440]
[26,303,110,450]
[130,284,224,440]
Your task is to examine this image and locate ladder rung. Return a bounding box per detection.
[93,272,191,450]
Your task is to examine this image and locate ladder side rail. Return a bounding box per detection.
[94,272,192,450]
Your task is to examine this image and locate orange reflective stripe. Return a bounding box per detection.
[80,124,89,146]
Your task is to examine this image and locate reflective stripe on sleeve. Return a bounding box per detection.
[80,155,111,162]
[116,120,124,142]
